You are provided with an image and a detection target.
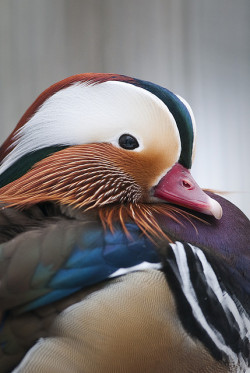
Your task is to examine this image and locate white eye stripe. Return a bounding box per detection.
[0,80,181,175]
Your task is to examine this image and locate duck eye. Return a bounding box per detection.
[118,134,139,150]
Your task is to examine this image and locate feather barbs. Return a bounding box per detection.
[98,203,203,243]
[0,144,145,209]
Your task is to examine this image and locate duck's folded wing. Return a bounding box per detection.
[0,219,160,314]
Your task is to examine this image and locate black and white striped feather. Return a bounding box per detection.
[163,241,250,372]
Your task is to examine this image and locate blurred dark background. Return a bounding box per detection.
[0,0,249,217]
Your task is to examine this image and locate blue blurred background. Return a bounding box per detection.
[0,0,249,217]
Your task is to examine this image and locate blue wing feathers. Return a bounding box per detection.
[20,223,160,312]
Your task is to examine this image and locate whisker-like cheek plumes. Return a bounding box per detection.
[0,144,144,209]
[98,203,204,244]
[0,143,205,243]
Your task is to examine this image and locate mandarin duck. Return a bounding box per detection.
[0,74,249,373]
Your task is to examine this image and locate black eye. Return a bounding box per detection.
[118,134,139,150]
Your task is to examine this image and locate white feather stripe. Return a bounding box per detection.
[176,95,196,151]
[0,80,181,175]
[193,246,250,340]
[108,262,162,278]
[170,242,240,366]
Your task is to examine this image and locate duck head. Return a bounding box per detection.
[0,73,222,220]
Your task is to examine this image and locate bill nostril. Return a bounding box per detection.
[182,180,192,189]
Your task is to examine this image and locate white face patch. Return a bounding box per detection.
[0,81,181,175]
